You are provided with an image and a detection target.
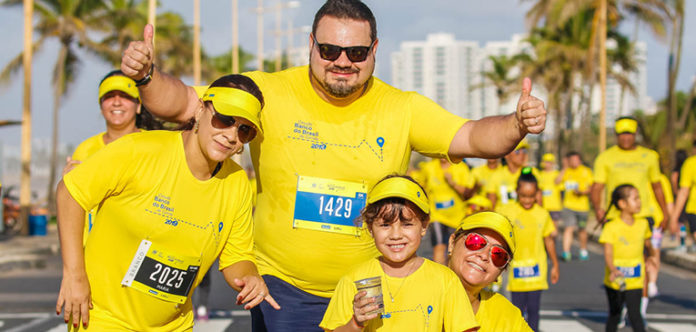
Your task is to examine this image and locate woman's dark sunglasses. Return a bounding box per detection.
[209,109,257,143]
[463,232,511,268]
[312,34,375,62]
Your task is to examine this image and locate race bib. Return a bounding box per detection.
[513,264,540,278]
[435,199,455,210]
[542,190,552,197]
[564,181,579,191]
[293,176,367,236]
[121,240,200,304]
[617,264,641,278]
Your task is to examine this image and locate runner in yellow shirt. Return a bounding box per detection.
[598,184,656,332]
[121,2,548,330]
[559,151,593,261]
[497,168,559,331]
[55,76,279,330]
[320,175,478,332]
[486,140,540,208]
[591,116,668,311]
[539,153,562,234]
[472,159,501,196]
[67,70,163,244]
[447,212,532,332]
[672,153,696,254]
[419,158,474,264]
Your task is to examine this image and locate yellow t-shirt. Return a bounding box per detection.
[475,289,533,332]
[599,217,651,290]
[561,165,593,212]
[539,170,562,212]
[594,145,661,218]
[72,132,107,244]
[64,131,255,331]
[498,202,556,292]
[679,155,696,213]
[650,174,673,226]
[420,159,474,228]
[485,166,538,208]
[319,258,478,332]
[471,163,500,196]
[244,66,468,298]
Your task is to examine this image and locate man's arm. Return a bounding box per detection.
[591,182,606,221]
[670,187,689,234]
[121,24,200,123]
[651,182,669,229]
[448,78,546,160]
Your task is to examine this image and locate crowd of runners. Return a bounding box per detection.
[50,1,694,332]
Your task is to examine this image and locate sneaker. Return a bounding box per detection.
[579,249,589,261]
[618,306,627,328]
[647,282,659,298]
[562,251,572,262]
[196,305,209,321]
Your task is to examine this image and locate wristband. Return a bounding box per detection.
[134,65,154,87]
[352,315,365,329]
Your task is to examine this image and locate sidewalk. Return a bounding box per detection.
[0,223,59,272]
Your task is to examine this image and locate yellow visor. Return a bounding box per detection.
[457,211,516,255]
[99,75,139,102]
[542,153,555,162]
[615,118,637,134]
[367,177,430,214]
[201,87,263,135]
[466,195,492,209]
[515,138,530,151]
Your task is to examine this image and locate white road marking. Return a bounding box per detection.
[193,318,234,332]
[540,319,594,332]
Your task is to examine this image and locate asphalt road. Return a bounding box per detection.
[1,235,695,331]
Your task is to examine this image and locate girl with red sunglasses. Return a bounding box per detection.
[448,212,532,332]
[496,168,560,331]
[320,175,478,332]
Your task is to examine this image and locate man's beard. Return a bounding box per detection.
[311,63,367,98]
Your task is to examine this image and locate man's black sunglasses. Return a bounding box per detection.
[312,34,376,63]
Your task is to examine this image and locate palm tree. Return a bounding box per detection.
[663,0,685,171]
[1,0,111,217]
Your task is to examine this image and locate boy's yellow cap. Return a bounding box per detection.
[368,176,430,214]
[542,153,555,162]
[98,75,139,102]
[201,87,263,135]
[457,212,516,255]
[615,118,637,134]
[515,139,530,151]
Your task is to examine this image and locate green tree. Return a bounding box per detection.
[0,0,112,216]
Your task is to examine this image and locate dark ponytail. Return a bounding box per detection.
[595,184,636,230]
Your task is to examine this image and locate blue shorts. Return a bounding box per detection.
[251,275,331,332]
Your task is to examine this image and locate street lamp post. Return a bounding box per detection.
[274,1,300,72]
[19,0,33,235]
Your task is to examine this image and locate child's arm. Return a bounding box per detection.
[603,243,623,281]
[544,235,560,284]
[331,291,380,332]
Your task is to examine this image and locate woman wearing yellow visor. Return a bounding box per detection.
[448,212,533,331]
[55,74,279,331]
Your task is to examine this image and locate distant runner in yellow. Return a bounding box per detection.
[419,158,474,264]
[448,212,533,332]
[55,75,279,331]
[486,140,540,208]
[539,153,562,233]
[472,159,501,196]
[121,1,548,330]
[559,151,593,261]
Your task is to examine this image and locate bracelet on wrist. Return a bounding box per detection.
[134,64,154,87]
[352,315,365,329]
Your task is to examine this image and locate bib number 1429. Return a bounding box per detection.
[318,196,353,218]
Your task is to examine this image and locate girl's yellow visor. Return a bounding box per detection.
[201,87,263,134]
[367,177,430,214]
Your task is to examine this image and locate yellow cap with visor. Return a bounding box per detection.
[457,212,516,255]
[515,139,530,151]
[99,75,139,102]
[542,153,555,162]
[367,177,430,214]
[615,118,638,134]
[201,87,263,135]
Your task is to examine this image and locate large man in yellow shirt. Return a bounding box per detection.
[120,1,547,330]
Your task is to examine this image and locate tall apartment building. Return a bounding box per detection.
[391,33,651,127]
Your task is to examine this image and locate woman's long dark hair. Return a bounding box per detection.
[100,70,164,130]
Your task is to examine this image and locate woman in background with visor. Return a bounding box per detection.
[67,70,163,243]
[55,74,279,331]
[448,212,533,331]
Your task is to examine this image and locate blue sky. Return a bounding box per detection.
[0,0,694,149]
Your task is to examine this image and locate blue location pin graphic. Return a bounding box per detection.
[376,137,385,148]
[427,305,433,315]
[218,222,224,232]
